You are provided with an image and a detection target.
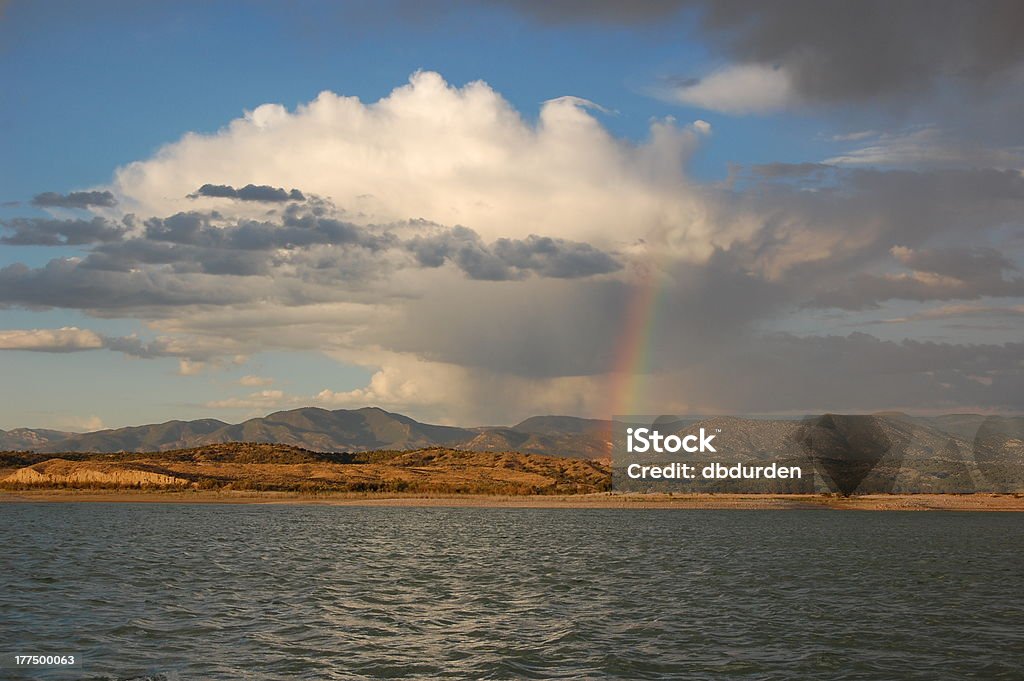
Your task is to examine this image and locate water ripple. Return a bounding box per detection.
[1,505,1023,680]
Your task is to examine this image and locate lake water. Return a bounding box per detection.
[2,504,1022,680]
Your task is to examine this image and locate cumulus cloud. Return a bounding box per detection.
[108,71,713,250]
[3,72,1023,421]
[0,327,104,352]
[31,190,117,209]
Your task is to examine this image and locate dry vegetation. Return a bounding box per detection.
[0,443,611,495]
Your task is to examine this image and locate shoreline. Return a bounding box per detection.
[2,490,1024,511]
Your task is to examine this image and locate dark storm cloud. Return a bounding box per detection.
[365,253,1024,411]
[83,239,274,277]
[0,216,127,245]
[492,235,621,279]
[31,190,117,209]
[406,226,621,281]
[504,0,1024,102]
[372,251,784,378]
[440,231,516,280]
[0,252,380,316]
[812,244,1024,309]
[893,247,1017,281]
[189,183,306,202]
[142,211,207,244]
[2,203,1020,412]
[847,167,1024,202]
[704,0,1024,102]
[3,163,1017,318]
[688,332,1024,412]
[807,233,1024,310]
[0,208,621,315]
[142,211,393,255]
[56,210,397,278]
[0,258,261,310]
[723,166,1024,310]
[810,273,1024,311]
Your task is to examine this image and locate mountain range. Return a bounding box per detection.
[2,408,1021,491]
[0,407,612,459]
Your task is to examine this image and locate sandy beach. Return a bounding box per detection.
[3,490,1023,511]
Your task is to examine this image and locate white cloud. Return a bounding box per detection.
[106,71,717,252]
[0,327,104,352]
[665,64,794,114]
[239,374,274,387]
[177,359,207,376]
[63,415,105,432]
[205,389,289,410]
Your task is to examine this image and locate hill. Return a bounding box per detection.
[0,443,611,495]
[0,407,612,460]
[2,409,1019,492]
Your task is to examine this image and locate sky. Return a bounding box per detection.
[2,0,1023,431]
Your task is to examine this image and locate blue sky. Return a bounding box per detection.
[2,1,1023,430]
[1,0,837,199]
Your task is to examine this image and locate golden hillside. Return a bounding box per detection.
[0,443,611,495]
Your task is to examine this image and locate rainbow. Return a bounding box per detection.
[605,257,666,419]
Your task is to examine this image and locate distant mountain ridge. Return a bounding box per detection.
[0,407,613,459]
[2,409,1021,472]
